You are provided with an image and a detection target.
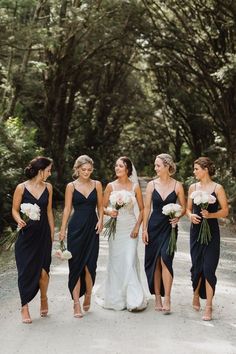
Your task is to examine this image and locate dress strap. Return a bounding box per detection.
[174,180,177,192]
[111,182,115,191]
[132,182,137,192]
[213,183,218,192]
[71,181,76,189]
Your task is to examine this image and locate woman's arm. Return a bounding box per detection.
[12,184,26,229]
[95,181,104,234]
[46,183,55,241]
[59,183,73,241]
[169,181,186,226]
[130,184,144,238]
[201,185,229,219]
[142,182,154,244]
[186,184,202,224]
[103,183,118,218]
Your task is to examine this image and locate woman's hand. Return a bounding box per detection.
[201,209,209,219]
[142,230,149,245]
[17,218,26,230]
[189,213,201,224]
[130,225,139,239]
[108,209,118,218]
[170,217,179,227]
[95,219,103,234]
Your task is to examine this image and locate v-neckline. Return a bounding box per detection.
[154,189,175,202]
[25,187,47,201]
[74,188,95,199]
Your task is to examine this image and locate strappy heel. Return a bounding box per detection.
[83,293,92,312]
[162,296,171,315]
[74,301,83,318]
[202,305,212,321]
[155,294,163,311]
[192,294,200,311]
[40,297,48,317]
[21,305,32,324]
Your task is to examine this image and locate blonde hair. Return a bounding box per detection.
[156,153,176,175]
[73,155,94,178]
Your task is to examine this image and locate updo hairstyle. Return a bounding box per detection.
[73,155,94,178]
[194,157,216,176]
[156,153,176,175]
[24,156,52,179]
[118,156,133,177]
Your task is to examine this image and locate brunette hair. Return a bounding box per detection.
[72,155,94,178]
[118,156,133,177]
[156,153,176,175]
[194,157,216,176]
[24,156,52,179]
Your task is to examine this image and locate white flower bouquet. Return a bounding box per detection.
[162,203,182,255]
[0,203,41,250]
[190,191,216,245]
[103,190,132,240]
[52,241,72,260]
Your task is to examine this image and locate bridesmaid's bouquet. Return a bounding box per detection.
[0,203,40,250]
[190,191,216,244]
[103,190,132,239]
[52,241,72,260]
[162,203,182,255]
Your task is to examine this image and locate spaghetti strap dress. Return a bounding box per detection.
[15,185,52,306]
[67,183,99,298]
[190,185,220,299]
[145,183,177,296]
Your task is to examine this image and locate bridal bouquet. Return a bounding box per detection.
[0,203,41,250]
[52,241,72,260]
[103,190,132,239]
[162,203,182,255]
[190,191,216,245]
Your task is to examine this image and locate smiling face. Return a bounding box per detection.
[154,157,169,177]
[115,159,128,178]
[40,163,52,182]
[78,163,93,179]
[193,163,208,180]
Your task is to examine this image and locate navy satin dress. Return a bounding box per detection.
[145,188,177,296]
[15,186,52,306]
[67,185,99,298]
[190,192,220,299]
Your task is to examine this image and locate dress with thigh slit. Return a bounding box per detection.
[190,192,220,299]
[15,186,52,306]
[67,185,99,298]
[145,188,177,296]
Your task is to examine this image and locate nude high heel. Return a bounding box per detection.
[192,294,200,311]
[74,301,83,318]
[83,293,92,312]
[162,296,171,315]
[40,297,48,317]
[155,294,163,311]
[202,305,212,321]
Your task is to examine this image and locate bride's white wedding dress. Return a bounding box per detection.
[96,183,147,311]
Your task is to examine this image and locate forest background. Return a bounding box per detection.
[0,0,236,241]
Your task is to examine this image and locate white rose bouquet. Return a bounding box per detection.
[0,203,41,250]
[52,241,72,260]
[103,190,132,240]
[162,203,182,255]
[190,191,216,245]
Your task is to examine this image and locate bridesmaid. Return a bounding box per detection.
[142,153,185,313]
[12,156,54,323]
[59,155,103,318]
[186,157,228,321]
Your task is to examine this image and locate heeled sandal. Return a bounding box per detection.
[40,297,48,317]
[74,302,83,318]
[192,294,200,311]
[202,305,212,321]
[155,295,163,311]
[21,306,32,324]
[162,296,171,315]
[83,293,92,312]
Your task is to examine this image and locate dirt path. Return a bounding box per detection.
[0,217,236,354]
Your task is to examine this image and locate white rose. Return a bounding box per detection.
[201,192,210,204]
[208,195,216,204]
[29,211,40,220]
[109,192,117,207]
[190,191,202,199]
[193,195,202,205]
[62,250,72,260]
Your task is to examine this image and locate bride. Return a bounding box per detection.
[96,156,147,311]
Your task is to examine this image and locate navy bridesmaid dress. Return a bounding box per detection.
[190,187,220,299]
[145,183,177,296]
[67,183,99,298]
[15,185,52,306]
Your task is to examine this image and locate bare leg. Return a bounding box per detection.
[83,266,93,312]
[21,304,32,324]
[192,277,201,311]
[72,278,83,318]
[202,279,213,321]
[161,258,173,313]
[154,258,163,311]
[39,269,49,317]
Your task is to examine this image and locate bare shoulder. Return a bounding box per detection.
[45,182,53,191]
[94,180,102,189]
[15,182,25,194]
[146,179,155,190]
[105,182,113,192]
